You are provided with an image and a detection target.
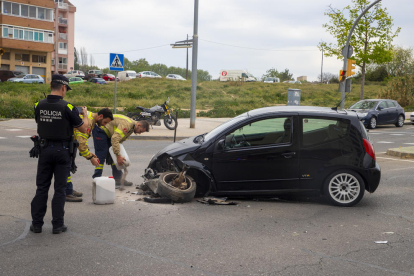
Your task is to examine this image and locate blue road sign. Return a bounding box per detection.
[109,53,124,71]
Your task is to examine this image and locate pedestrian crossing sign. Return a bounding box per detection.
[109,53,124,71]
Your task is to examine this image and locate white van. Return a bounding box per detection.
[219,70,256,82]
[118,70,136,81]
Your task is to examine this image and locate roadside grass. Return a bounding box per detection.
[0,78,384,119]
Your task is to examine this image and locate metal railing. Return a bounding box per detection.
[58,48,68,55]
[59,33,67,40]
[58,2,68,9]
[58,17,68,25]
[58,64,67,69]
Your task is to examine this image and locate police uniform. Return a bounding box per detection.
[31,75,83,233]
[92,114,135,183]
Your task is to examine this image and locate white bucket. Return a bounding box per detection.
[109,144,131,170]
[92,176,115,204]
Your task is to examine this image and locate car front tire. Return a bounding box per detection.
[395,115,404,127]
[368,116,377,129]
[324,170,365,207]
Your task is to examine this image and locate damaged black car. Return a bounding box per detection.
[144,106,381,207]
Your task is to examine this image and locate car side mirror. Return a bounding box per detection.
[217,139,225,151]
[377,106,383,111]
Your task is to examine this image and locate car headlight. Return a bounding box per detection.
[361,113,368,117]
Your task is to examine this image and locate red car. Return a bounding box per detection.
[102,74,119,81]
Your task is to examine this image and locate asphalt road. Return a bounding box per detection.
[0,124,413,276]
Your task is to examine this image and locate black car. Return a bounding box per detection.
[146,106,381,207]
[347,99,405,129]
[88,78,107,84]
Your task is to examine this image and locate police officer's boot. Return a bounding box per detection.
[66,194,83,202]
[72,190,83,197]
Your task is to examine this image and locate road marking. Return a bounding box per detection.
[0,137,6,139]
[5,129,22,132]
[389,167,414,171]
[16,136,32,138]
[404,143,414,145]
[390,134,404,136]
[376,141,394,144]
[377,157,414,163]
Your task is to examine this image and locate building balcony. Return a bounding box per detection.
[58,48,68,55]
[58,64,67,70]
[58,17,68,25]
[59,33,67,40]
[58,2,69,9]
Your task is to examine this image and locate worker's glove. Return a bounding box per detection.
[29,135,40,158]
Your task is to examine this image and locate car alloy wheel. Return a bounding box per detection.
[324,171,365,207]
[369,117,377,129]
[396,115,404,127]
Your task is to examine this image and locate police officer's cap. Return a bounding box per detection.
[51,74,72,91]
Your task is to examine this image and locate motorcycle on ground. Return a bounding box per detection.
[127,97,177,130]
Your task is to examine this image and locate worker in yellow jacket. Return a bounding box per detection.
[93,114,149,187]
[66,108,114,202]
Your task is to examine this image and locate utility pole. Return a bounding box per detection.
[321,47,324,84]
[186,34,189,80]
[190,0,199,128]
[339,0,382,109]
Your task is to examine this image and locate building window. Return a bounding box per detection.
[3,2,11,14]
[29,6,36,18]
[21,5,28,17]
[2,52,11,60]
[1,25,53,43]
[59,42,67,49]
[37,8,45,20]
[45,9,52,21]
[11,3,19,16]
[33,55,46,63]
[15,53,30,62]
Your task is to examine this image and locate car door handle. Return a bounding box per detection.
[281,152,296,158]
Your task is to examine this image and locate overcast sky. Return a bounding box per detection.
[72,0,413,81]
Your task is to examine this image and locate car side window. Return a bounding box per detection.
[224,117,292,149]
[302,118,350,147]
[387,101,396,107]
[378,102,387,109]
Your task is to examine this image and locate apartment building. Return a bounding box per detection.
[0,0,75,83]
[52,0,75,75]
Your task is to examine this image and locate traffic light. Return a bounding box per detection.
[339,70,346,82]
[346,59,356,77]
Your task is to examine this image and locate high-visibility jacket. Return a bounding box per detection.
[102,114,136,156]
[74,111,96,159]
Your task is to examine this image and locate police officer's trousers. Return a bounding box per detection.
[92,125,122,180]
[31,143,70,228]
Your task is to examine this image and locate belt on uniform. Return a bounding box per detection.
[40,139,71,147]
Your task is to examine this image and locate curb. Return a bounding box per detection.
[386,148,414,159]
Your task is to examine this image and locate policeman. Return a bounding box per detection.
[30,74,89,234]
[66,108,114,202]
[93,114,149,186]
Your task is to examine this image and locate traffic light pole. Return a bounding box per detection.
[339,0,382,110]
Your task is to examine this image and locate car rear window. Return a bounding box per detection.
[302,117,350,147]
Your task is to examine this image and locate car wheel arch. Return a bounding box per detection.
[319,168,369,194]
[186,167,214,197]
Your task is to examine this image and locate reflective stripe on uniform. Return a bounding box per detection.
[67,103,74,111]
[67,176,71,182]
[76,133,89,139]
[95,164,104,170]
[79,149,90,157]
[34,102,39,108]
[113,114,132,123]
[102,126,111,137]
[114,126,125,138]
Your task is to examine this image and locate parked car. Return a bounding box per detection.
[166,74,186,80]
[0,70,20,82]
[102,73,119,81]
[118,71,135,81]
[264,77,280,83]
[69,77,84,84]
[137,71,162,78]
[64,70,85,79]
[84,70,103,80]
[88,78,106,84]
[347,99,405,129]
[410,113,414,125]
[8,74,44,84]
[145,106,381,207]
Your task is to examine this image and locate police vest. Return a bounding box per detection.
[36,99,72,140]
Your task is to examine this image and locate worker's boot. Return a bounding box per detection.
[115,180,133,187]
[66,194,83,202]
[72,190,83,197]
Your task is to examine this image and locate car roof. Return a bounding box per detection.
[247,106,359,117]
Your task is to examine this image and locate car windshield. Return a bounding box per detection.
[349,101,378,109]
[265,78,273,81]
[14,72,24,76]
[203,115,249,142]
[95,71,102,75]
[107,74,114,77]
[15,75,25,78]
[128,73,136,77]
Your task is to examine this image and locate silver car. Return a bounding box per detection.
[166,74,186,80]
[8,74,44,84]
[137,71,162,78]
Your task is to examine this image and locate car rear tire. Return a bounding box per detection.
[157,172,196,202]
[368,117,377,129]
[395,115,404,127]
[323,170,365,207]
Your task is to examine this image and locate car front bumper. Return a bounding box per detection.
[360,162,381,193]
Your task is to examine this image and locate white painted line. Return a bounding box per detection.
[368,133,380,135]
[404,143,414,145]
[390,134,404,136]
[0,137,6,139]
[5,129,23,132]
[376,141,394,144]
[377,157,414,163]
[16,136,32,139]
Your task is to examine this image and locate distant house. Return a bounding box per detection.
[297,76,307,82]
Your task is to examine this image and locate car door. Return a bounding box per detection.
[212,115,299,192]
[386,101,399,123]
[376,101,388,124]
[23,75,31,83]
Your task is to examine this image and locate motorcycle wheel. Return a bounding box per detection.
[164,115,177,130]
[128,112,141,121]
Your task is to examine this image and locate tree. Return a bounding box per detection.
[318,72,339,83]
[74,47,79,70]
[318,0,400,99]
[387,46,414,77]
[262,68,293,82]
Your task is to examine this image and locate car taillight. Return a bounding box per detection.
[363,138,375,160]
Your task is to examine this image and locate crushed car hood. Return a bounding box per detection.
[153,137,201,159]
